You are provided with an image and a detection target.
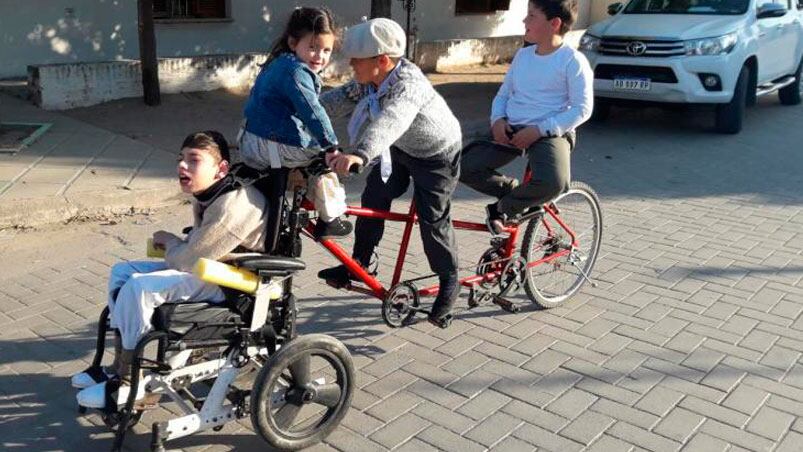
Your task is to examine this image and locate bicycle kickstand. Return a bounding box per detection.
[570,254,598,288]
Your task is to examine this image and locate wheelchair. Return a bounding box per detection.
[75,167,355,451]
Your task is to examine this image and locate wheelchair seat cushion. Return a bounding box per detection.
[152,299,248,342]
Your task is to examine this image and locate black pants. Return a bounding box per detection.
[460,132,574,218]
[353,147,460,278]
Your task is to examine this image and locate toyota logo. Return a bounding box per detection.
[626,41,647,56]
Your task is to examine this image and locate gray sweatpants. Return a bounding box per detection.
[353,147,460,278]
[460,133,574,218]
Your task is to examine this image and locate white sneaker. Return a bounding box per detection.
[76,380,145,409]
[71,368,113,389]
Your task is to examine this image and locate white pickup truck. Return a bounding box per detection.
[579,0,803,133]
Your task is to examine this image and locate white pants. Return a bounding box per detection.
[107,261,225,350]
[239,130,347,222]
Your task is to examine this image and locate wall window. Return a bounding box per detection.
[455,0,512,15]
[153,0,227,19]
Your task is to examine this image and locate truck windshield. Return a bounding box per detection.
[623,0,749,14]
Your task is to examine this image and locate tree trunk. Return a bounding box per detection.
[137,0,161,106]
[370,0,392,18]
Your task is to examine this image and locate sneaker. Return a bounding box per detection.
[430,273,459,321]
[317,264,375,287]
[317,265,355,287]
[485,202,506,235]
[76,378,145,409]
[313,218,353,240]
[71,367,114,389]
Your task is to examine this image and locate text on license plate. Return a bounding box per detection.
[613,78,651,91]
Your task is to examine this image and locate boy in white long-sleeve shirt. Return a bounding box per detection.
[461,0,593,234]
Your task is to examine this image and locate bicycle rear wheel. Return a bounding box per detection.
[521,181,602,308]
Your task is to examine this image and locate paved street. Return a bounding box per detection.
[1,95,802,451]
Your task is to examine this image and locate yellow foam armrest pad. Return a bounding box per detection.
[147,238,165,258]
[193,258,259,294]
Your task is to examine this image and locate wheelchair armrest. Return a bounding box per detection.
[229,255,306,275]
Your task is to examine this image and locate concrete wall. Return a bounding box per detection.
[29,54,270,110]
[1,0,592,80]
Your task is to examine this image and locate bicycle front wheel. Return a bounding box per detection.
[521,181,602,308]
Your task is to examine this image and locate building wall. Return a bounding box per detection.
[1,0,592,80]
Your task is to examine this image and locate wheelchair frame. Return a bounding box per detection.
[78,168,355,452]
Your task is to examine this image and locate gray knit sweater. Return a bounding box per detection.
[320,59,462,164]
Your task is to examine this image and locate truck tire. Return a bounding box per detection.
[715,66,748,134]
[778,58,802,106]
[590,98,611,122]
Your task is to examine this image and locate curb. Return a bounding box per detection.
[0,121,489,230]
[0,186,185,229]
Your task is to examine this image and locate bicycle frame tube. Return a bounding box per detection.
[298,166,580,300]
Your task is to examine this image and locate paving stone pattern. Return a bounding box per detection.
[1,100,803,451]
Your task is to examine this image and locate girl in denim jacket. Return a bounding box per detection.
[240,7,350,239]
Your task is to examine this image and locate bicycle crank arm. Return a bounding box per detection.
[492,295,520,313]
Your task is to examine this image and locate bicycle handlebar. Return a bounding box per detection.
[307,151,363,177]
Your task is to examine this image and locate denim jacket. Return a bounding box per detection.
[244,53,338,149]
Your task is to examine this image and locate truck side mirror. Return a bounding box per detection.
[607,2,624,15]
[756,3,786,19]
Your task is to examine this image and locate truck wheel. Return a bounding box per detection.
[590,98,611,122]
[779,59,802,106]
[715,66,748,134]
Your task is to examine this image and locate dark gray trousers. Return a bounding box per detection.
[353,147,460,277]
[460,133,573,218]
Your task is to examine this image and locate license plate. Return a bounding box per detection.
[613,78,651,91]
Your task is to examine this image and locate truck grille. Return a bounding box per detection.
[599,37,685,57]
[594,64,678,83]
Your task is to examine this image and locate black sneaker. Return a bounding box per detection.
[314,218,353,240]
[317,264,376,287]
[317,265,353,287]
[485,202,506,235]
[430,272,459,321]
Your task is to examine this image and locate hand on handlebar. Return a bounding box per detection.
[329,153,364,176]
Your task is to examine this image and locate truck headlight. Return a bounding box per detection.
[578,33,601,52]
[685,33,737,56]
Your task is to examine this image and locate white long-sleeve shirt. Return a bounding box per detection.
[491,44,594,137]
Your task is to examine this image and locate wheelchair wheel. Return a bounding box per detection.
[251,334,354,451]
[521,182,602,309]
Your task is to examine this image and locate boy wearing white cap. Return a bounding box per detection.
[320,18,462,327]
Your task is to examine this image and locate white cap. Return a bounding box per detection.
[342,18,406,59]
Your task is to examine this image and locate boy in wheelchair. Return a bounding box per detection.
[71,131,269,408]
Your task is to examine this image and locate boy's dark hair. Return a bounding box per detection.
[265,7,338,65]
[181,131,230,163]
[530,0,577,35]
